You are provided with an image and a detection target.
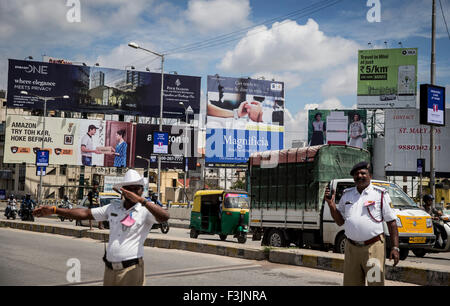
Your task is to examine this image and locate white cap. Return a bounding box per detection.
[113,169,144,189]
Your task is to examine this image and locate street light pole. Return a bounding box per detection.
[128,42,165,202]
[179,102,193,204]
[136,155,151,197]
[430,0,436,208]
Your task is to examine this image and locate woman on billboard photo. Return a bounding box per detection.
[348,113,365,149]
[109,129,127,167]
[310,112,326,146]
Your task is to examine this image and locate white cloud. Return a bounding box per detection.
[321,64,357,97]
[186,0,251,32]
[219,18,360,73]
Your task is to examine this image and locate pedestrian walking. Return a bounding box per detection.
[32,169,169,286]
[324,161,400,286]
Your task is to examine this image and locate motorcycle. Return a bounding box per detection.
[147,194,169,234]
[20,206,34,222]
[412,214,450,257]
[5,201,17,220]
[57,201,73,222]
[152,221,170,234]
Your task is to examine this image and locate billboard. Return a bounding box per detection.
[357,48,418,109]
[420,84,446,126]
[133,124,198,171]
[385,109,450,176]
[4,115,198,170]
[308,109,368,149]
[7,59,201,118]
[205,75,284,166]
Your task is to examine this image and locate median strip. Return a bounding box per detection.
[1,219,448,286]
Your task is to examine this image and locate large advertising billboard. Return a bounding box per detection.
[308,109,368,149]
[385,109,450,176]
[4,115,198,170]
[205,75,284,167]
[7,59,201,118]
[357,48,418,109]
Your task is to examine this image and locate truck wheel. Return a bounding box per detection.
[334,232,347,254]
[190,228,199,239]
[399,248,409,260]
[268,229,287,247]
[412,249,427,258]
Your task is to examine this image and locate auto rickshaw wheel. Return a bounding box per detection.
[190,228,199,239]
[219,234,227,241]
[237,235,247,244]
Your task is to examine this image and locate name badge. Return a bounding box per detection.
[364,200,375,207]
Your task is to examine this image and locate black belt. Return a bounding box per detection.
[104,257,141,270]
[347,234,382,246]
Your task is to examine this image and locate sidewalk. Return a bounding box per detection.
[1,218,449,286]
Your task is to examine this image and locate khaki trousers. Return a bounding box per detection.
[343,235,386,286]
[103,258,145,286]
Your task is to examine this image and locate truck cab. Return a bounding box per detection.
[322,179,436,260]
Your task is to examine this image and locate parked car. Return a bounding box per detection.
[76,192,121,228]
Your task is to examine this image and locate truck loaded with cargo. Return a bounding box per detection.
[248,144,435,260]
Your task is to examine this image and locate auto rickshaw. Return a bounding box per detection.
[189,190,249,243]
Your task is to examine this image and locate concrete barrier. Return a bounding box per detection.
[167,207,191,220]
[1,219,449,286]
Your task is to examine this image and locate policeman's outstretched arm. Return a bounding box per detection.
[324,187,345,226]
[33,206,94,220]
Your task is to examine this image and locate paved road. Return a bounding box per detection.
[24,216,450,267]
[0,228,415,286]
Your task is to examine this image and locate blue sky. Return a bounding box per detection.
[0,0,449,145]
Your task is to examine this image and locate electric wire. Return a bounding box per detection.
[162,0,344,56]
[439,0,450,40]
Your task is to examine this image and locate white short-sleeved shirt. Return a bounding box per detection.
[338,183,396,242]
[81,134,93,157]
[91,200,156,262]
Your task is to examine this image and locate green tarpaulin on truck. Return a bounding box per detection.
[248,145,371,211]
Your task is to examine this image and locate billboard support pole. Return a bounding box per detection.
[20,91,69,206]
[430,0,436,207]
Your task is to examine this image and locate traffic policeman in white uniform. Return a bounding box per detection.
[33,169,170,286]
[324,161,400,286]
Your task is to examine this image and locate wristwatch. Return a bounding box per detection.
[233,108,239,120]
[392,247,400,252]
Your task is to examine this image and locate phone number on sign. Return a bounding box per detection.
[397,145,442,151]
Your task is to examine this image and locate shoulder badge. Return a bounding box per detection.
[372,185,386,193]
[343,187,354,193]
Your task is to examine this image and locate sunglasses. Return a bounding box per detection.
[123,185,142,192]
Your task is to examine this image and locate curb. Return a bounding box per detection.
[1,220,449,286]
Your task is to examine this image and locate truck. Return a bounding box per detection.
[248,145,435,260]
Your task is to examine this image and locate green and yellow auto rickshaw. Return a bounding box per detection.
[189,190,249,243]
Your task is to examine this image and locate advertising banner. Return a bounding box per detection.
[308,109,368,149]
[385,109,450,176]
[132,124,198,171]
[357,48,418,109]
[7,59,201,118]
[206,75,285,166]
[4,115,198,170]
[420,84,446,126]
